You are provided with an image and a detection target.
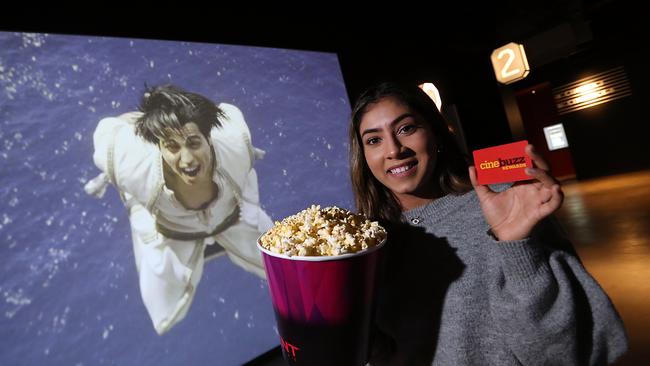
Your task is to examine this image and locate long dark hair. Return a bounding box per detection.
[349,82,471,223]
[135,84,225,144]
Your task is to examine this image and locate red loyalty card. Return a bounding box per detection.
[472,140,532,185]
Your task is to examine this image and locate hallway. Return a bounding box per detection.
[556,170,650,365]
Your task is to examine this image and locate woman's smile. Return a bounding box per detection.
[359,96,438,208]
[387,160,418,177]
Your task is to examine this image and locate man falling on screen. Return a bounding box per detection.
[84,84,271,334]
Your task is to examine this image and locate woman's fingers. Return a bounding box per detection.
[525,144,550,171]
[525,167,558,187]
[538,184,564,216]
[468,166,492,197]
[524,145,559,188]
[468,165,478,186]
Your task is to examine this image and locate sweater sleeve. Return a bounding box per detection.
[488,217,628,365]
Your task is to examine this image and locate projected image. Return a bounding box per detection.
[87,84,274,335]
[0,32,352,365]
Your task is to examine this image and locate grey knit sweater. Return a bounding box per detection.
[369,189,628,365]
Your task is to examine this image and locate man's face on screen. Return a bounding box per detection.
[159,122,213,186]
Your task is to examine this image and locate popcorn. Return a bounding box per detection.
[259,205,386,257]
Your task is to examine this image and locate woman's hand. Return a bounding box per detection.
[468,144,564,241]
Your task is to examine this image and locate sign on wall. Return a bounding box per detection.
[543,123,570,151]
[490,42,530,84]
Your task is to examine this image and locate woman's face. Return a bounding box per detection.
[159,122,213,186]
[359,97,438,203]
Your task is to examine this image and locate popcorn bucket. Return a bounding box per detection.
[258,237,386,366]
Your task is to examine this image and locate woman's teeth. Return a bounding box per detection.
[389,164,414,174]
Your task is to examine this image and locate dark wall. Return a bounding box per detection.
[335,1,649,179]
[515,82,577,179]
[336,41,512,154]
[505,1,650,179]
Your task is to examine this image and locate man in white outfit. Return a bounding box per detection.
[85,85,272,334]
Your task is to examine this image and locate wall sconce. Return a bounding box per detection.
[418,82,442,111]
[553,66,632,115]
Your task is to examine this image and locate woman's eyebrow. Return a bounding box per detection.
[360,127,380,137]
[360,113,416,137]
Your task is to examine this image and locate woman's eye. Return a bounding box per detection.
[366,137,380,145]
[398,124,416,134]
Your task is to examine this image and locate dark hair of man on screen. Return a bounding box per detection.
[135,84,225,144]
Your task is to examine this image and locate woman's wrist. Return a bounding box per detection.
[487,228,500,241]
[487,228,531,242]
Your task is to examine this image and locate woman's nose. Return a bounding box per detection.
[386,136,404,158]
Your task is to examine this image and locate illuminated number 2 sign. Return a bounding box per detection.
[490,42,530,84]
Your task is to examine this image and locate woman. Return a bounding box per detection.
[349,82,628,365]
[85,85,271,334]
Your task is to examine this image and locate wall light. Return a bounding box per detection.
[418,82,442,111]
[552,66,631,115]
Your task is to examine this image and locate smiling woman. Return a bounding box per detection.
[84,84,272,335]
[359,97,439,210]
[349,83,471,222]
[348,82,628,365]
